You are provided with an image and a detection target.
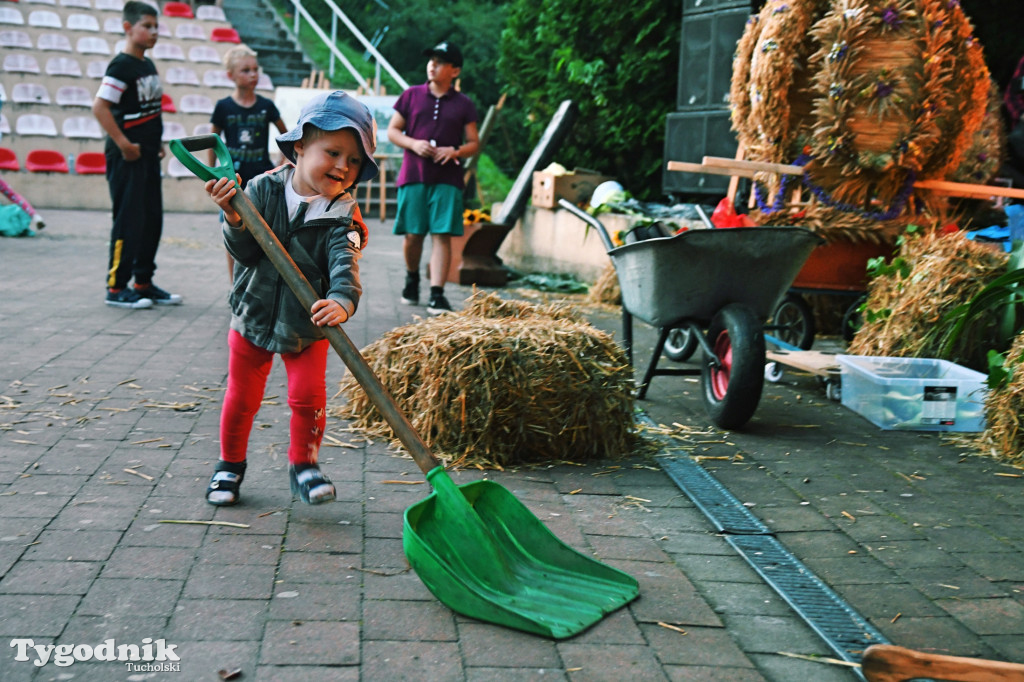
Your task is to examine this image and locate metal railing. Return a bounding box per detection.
[287,0,408,93]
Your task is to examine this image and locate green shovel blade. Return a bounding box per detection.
[404,467,639,639]
[168,134,237,183]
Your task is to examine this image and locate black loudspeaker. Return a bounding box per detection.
[662,109,738,195]
[677,5,753,109]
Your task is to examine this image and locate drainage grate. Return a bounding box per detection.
[727,533,888,667]
[660,457,770,535]
[644,415,888,677]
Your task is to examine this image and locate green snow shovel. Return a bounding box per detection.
[169,135,639,639]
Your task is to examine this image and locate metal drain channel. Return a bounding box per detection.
[645,415,888,677]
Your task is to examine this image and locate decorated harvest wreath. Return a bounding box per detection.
[731,0,995,239]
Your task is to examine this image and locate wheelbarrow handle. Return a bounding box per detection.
[557,198,616,252]
[169,137,442,477]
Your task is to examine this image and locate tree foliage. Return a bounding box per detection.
[498,0,681,200]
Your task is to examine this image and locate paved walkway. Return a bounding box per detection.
[0,209,1021,681]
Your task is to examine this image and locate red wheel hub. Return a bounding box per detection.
[710,330,732,399]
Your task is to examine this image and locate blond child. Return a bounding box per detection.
[209,45,287,277]
[202,91,379,507]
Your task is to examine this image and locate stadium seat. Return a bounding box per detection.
[61,115,102,138]
[11,81,50,103]
[165,66,199,85]
[0,83,6,101]
[55,85,91,107]
[26,9,58,27]
[25,148,68,172]
[37,32,73,52]
[60,0,92,8]
[2,52,39,72]
[66,13,99,31]
[162,1,191,18]
[192,122,211,136]
[16,113,57,136]
[166,155,192,177]
[209,27,240,43]
[161,119,185,141]
[160,92,175,113]
[152,42,184,61]
[179,93,213,114]
[45,56,82,76]
[202,68,231,88]
[0,6,24,24]
[0,29,32,48]
[187,44,218,63]
[195,5,225,22]
[93,0,122,11]
[85,58,106,77]
[175,22,204,40]
[73,151,105,174]
[25,0,57,5]
[157,21,169,37]
[257,73,273,91]
[102,16,119,32]
[0,114,9,136]
[0,147,20,171]
[76,36,109,55]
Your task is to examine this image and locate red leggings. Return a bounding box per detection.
[220,329,328,465]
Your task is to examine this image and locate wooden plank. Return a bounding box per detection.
[666,161,755,178]
[913,179,1024,201]
[702,156,805,176]
[765,349,842,377]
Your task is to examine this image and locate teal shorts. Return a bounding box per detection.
[393,184,464,236]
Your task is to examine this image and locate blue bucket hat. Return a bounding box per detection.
[276,90,379,185]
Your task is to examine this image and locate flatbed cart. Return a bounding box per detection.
[558,199,822,430]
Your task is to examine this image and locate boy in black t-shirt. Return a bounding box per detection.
[92,0,181,309]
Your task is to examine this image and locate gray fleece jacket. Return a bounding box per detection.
[223,165,366,354]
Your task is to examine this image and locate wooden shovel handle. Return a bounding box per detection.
[861,644,1024,682]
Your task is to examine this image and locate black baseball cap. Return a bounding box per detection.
[423,41,463,67]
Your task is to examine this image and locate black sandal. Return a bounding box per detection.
[289,464,336,505]
[206,460,246,506]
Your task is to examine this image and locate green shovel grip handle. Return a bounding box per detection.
[168,134,235,183]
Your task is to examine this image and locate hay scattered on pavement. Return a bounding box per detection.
[335,292,638,468]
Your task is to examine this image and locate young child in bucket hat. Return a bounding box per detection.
[202,90,378,507]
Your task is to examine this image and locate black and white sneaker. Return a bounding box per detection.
[401,272,419,306]
[105,288,153,309]
[135,283,182,305]
[426,292,452,315]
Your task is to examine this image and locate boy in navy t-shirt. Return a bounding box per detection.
[93,0,180,309]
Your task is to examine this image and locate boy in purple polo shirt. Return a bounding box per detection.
[387,41,479,314]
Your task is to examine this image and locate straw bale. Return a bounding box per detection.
[586,264,621,306]
[977,331,1024,466]
[335,292,638,468]
[847,229,1008,367]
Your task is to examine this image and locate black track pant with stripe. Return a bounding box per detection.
[105,151,163,290]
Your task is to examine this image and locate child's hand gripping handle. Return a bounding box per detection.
[168,135,442,476]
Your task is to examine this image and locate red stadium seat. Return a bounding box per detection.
[209,26,240,43]
[25,149,68,173]
[162,1,193,18]
[0,147,19,171]
[161,93,176,113]
[74,151,106,174]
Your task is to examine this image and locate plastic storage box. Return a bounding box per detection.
[837,355,988,432]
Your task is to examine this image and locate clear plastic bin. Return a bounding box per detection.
[837,355,988,432]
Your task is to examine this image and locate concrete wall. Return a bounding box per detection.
[1,171,213,212]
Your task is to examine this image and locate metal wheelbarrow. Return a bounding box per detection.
[559,198,822,429]
[169,136,639,639]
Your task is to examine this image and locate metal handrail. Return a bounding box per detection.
[288,0,409,93]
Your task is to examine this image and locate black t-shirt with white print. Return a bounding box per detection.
[96,53,163,156]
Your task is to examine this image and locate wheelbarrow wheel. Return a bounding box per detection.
[663,327,698,362]
[770,293,815,350]
[701,303,766,430]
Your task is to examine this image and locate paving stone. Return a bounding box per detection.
[101,545,196,580]
[465,667,569,681]
[655,531,736,556]
[585,533,674,563]
[196,532,283,565]
[361,640,462,680]
[774,530,862,558]
[60,614,174,643]
[695,581,795,617]
[834,583,945,619]
[866,540,967,569]
[638,624,752,668]
[77,578,184,618]
[664,665,767,681]
[282,517,362,554]
[183,562,276,600]
[0,559,100,594]
[609,559,721,627]
[362,598,457,641]
[798,555,902,585]
[935,597,1024,636]
[120,515,209,548]
[956,552,1024,582]
[171,640,260,680]
[924,525,1017,553]
[168,598,268,640]
[879,616,1000,658]
[668,553,764,584]
[983,634,1024,661]
[718,614,829,654]
[361,569,434,601]
[458,622,562,668]
[362,537,408,570]
[254,665,360,681]
[558,642,669,681]
[902,566,1011,599]
[0,594,80,637]
[745,653,857,682]
[47,499,142,531]
[268,582,361,622]
[365,510,404,539]
[22,529,122,562]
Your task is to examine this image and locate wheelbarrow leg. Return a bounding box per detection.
[622,308,634,366]
[636,326,671,400]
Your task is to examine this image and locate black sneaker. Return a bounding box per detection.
[106,288,153,309]
[427,292,452,315]
[134,283,182,305]
[401,272,419,306]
